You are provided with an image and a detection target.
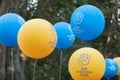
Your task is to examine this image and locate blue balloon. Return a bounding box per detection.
[70,5,105,41]
[54,22,75,50]
[104,58,118,78]
[0,13,25,47]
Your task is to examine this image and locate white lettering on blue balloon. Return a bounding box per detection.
[67,34,75,41]
[72,26,84,35]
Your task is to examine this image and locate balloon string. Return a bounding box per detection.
[11,48,14,80]
[32,59,37,80]
[59,50,63,80]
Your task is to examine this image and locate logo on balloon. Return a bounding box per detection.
[108,60,117,71]
[77,54,92,77]
[78,53,91,66]
[73,11,84,24]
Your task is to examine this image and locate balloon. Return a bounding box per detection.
[70,5,105,41]
[68,47,105,80]
[0,13,25,47]
[18,19,57,59]
[113,57,120,76]
[104,58,118,78]
[54,22,75,50]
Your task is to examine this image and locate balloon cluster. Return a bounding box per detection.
[0,4,119,80]
[0,13,75,59]
[68,47,120,80]
[68,4,120,80]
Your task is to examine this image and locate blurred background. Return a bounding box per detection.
[0,0,120,80]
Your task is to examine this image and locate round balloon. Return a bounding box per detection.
[113,57,120,76]
[104,58,118,78]
[68,47,105,80]
[54,22,75,50]
[70,5,105,41]
[0,13,25,47]
[18,19,57,59]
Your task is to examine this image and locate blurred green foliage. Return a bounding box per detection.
[1,0,120,80]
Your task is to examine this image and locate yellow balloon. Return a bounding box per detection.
[68,47,105,80]
[18,19,57,59]
[113,57,120,76]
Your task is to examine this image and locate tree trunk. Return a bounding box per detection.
[0,0,22,14]
[0,0,25,80]
[0,44,6,80]
[13,47,26,80]
[6,48,13,80]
